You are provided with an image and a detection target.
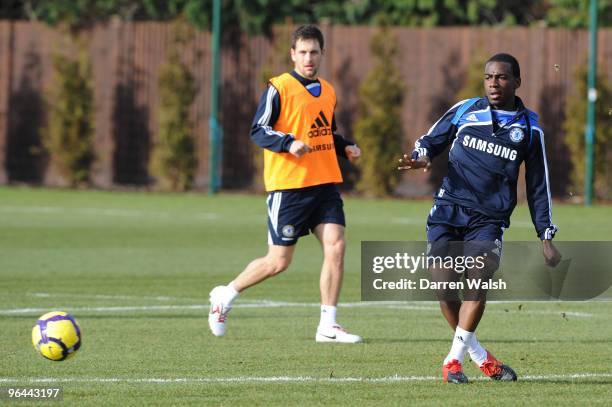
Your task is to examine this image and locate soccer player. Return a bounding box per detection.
[399,53,562,383]
[208,25,362,343]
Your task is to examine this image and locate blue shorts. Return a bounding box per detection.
[267,183,345,246]
[426,204,506,266]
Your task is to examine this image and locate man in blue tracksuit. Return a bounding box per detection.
[399,53,561,384]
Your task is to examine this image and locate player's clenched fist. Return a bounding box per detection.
[345,145,361,162]
[289,140,312,157]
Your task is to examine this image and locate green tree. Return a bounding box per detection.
[545,0,612,28]
[17,0,299,33]
[353,20,405,197]
[42,34,95,186]
[150,18,198,191]
[312,0,549,27]
[18,0,213,30]
[8,0,612,31]
[563,63,612,200]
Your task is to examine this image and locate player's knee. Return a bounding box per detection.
[267,256,291,276]
[324,237,345,258]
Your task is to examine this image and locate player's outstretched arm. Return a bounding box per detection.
[398,154,431,172]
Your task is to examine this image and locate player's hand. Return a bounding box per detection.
[345,145,361,162]
[289,140,312,157]
[542,239,562,267]
[398,154,431,172]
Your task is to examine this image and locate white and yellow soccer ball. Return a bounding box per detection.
[32,311,82,361]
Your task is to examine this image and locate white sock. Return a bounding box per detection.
[443,326,473,365]
[467,335,488,366]
[221,282,240,306]
[319,305,337,328]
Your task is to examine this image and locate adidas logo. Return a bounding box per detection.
[465,113,478,122]
[308,111,332,138]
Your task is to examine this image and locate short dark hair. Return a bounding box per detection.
[486,53,520,78]
[291,25,324,50]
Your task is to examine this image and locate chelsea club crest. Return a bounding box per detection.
[509,127,524,143]
[282,224,295,238]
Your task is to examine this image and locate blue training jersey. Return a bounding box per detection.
[412,96,558,240]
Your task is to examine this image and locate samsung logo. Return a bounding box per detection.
[463,135,517,161]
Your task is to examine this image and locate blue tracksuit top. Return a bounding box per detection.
[412,96,558,240]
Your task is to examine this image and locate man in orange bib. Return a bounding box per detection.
[208,25,362,343]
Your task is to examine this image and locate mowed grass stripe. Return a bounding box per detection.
[0,302,596,317]
[1,372,612,384]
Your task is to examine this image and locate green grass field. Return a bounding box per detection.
[1,186,611,406]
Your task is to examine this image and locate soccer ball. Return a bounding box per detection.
[32,311,82,361]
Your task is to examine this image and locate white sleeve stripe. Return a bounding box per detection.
[262,86,277,125]
[261,125,286,138]
[464,107,491,115]
[537,129,554,226]
[257,86,278,126]
[544,225,558,240]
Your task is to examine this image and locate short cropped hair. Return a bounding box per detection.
[291,25,324,50]
[486,53,521,78]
